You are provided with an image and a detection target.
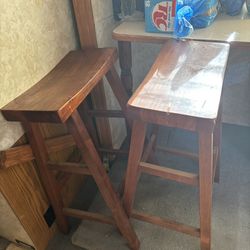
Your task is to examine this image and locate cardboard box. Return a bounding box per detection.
[145,0,176,33]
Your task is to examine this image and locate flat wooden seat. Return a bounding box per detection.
[128,39,230,130]
[2,48,117,123]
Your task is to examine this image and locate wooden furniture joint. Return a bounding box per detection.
[0,131,129,169]
[0,135,75,169]
[123,39,230,250]
[1,48,139,250]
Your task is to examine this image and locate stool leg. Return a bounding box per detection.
[147,125,159,164]
[66,110,139,250]
[199,130,213,250]
[105,65,132,130]
[119,122,153,197]
[23,121,69,233]
[214,103,222,183]
[118,41,133,96]
[123,120,147,216]
[78,99,100,150]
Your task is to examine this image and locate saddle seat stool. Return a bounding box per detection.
[123,39,230,250]
[1,47,139,250]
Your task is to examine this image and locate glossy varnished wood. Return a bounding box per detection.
[123,40,230,250]
[2,48,117,123]
[128,39,230,124]
[1,22,138,247]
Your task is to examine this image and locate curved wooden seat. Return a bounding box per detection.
[128,39,230,131]
[1,47,139,249]
[2,48,117,123]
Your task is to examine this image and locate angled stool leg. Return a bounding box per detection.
[214,103,222,183]
[147,125,159,164]
[66,110,139,250]
[199,129,213,250]
[119,121,153,197]
[106,66,133,196]
[23,121,69,234]
[123,120,147,216]
[78,99,100,150]
[118,41,133,96]
[105,65,132,130]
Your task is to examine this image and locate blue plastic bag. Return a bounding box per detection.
[174,4,194,37]
[220,0,245,16]
[174,0,219,37]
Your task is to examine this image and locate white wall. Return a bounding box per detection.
[0,0,78,150]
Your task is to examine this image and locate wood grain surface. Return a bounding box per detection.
[0,161,56,250]
[128,39,230,120]
[0,134,75,169]
[0,123,84,250]
[2,49,117,123]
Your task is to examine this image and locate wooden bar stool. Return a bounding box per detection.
[1,48,139,249]
[123,39,230,250]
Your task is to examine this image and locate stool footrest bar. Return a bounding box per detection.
[0,134,75,169]
[48,161,91,175]
[139,162,198,186]
[56,172,72,190]
[156,146,198,161]
[98,148,128,155]
[131,210,200,238]
[63,208,115,225]
[87,109,124,118]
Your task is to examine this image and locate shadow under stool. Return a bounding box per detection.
[1,48,139,250]
[123,39,230,250]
